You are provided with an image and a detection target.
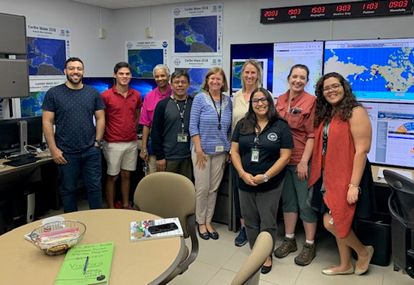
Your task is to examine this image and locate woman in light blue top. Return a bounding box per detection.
[189,67,232,240]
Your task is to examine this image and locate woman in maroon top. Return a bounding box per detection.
[309,72,374,276]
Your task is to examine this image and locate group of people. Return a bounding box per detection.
[42,57,374,277]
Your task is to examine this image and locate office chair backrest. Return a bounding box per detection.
[231,231,273,285]
[134,172,195,238]
[134,172,198,284]
[384,170,414,227]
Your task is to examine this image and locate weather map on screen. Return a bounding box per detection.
[363,102,414,168]
[273,41,323,97]
[324,38,414,102]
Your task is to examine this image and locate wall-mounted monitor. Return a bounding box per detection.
[0,59,30,98]
[324,38,414,103]
[0,12,27,54]
[273,41,323,97]
[82,77,157,100]
[363,102,414,168]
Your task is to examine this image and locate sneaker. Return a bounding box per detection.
[234,227,248,247]
[274,237,297,258]
[294,243,316,266]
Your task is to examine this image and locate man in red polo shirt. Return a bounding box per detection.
[101,62,142,208]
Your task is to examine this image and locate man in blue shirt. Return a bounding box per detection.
[42,57,105,212]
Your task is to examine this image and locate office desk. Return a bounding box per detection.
[371,165,414,185]
[0,209,185,285]
[0,152,53,177]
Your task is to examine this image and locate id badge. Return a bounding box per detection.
[177,133,188,143]
[215,145,224,153]
[251,147,260,163]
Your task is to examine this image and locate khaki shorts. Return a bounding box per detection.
[103,141,139,176]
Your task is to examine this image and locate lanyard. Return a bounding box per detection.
[208,92,222,130]
[171,96,188,133]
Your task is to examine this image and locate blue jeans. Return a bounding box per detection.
[59,146,102,212]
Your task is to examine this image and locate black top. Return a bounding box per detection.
[232,119,293,192]
[151,96,193,160]
[42,84,105,153]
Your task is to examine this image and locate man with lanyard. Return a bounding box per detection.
[42,57,105,212]
[101,62,142,209]
[150,70,193,180]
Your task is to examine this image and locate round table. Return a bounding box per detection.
[0,209,184,284]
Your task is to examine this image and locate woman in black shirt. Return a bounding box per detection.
[231,87,293,273]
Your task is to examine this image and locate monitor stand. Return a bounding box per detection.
[18,120,29,154]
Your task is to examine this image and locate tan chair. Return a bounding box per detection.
[134,172,198,284]
[231,231,273,285]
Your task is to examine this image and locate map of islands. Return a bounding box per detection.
[128,49,164,78]
[324,44,414,102]
[175,16,217,53]
[27,37,66,76]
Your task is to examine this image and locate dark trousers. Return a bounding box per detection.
[239,180,284,249]
[58,146,103,212]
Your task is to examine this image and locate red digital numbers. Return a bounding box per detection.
[336,4,352,12]
[389,0,408,9]
[264,9,278,17]
[363,2,379,10]
[288,8,302,16]
[311,6,326,14]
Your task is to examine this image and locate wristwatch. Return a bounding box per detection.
[263,173,270,183]
[94,139,104,148]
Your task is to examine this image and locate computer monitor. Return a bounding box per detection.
[362,102,414,169]
[83,77,157,100]
[0,118,20,153]
[324,37,414,103]
[26,116,43,147]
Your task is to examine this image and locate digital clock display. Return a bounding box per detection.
[261,0,413,24]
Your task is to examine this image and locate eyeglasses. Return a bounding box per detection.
[172,80,188,85]
[322,84,342,93]
[252,97,268,104]
[66,66,84,71]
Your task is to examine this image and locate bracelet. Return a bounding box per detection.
[348,184,361,194]
[141,149,147,154]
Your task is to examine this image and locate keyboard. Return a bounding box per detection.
[4,156,40,167]
[7,153,36,161]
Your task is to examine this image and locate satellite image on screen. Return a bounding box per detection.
[128,49,164,78]
[27,37,66,76]
[324,39,414,102]
[175,16,217,53]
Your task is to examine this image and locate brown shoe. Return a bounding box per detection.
[294,242,316,266]
[274,237,297,258]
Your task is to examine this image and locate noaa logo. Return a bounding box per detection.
[126,42,133,49]
[173,8,181,16]
[162,41,168,48]
[174,58,181,66]
[267,133,278,141]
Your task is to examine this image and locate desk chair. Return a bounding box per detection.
[231,231,273,285]
[384,170,414,278]
[134,172,198,284]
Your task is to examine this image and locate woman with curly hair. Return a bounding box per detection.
[308,72,374,276]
